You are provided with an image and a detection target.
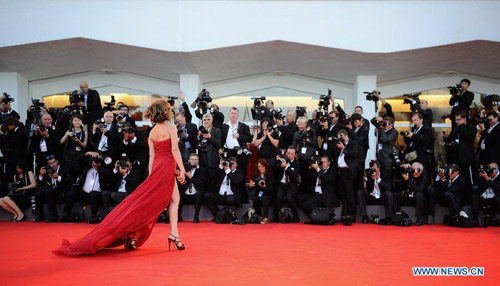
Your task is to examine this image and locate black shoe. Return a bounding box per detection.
[362,215,369,224]
[293,217,300,223]
[193,216,200,223]
[46,215,59,223]
[343,216,352,226]
[426,215,434,225]
[33,216,45,222]
[178,216,183,222]
[386,217,392,225]
[59,215,73,223]
[415,216,424,226]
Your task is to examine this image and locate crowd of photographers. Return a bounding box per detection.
[1,78,499,227]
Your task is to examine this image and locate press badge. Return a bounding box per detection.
[454,102,459,107]
[76,146,81,151]
[301,147,307,154]
[323,142,328,150]
[378,143,383,151]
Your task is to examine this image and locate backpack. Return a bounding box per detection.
[309,208,336,225]
[278,207,294,223]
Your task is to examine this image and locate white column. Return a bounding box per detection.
[179,74,203,124]
[0,72,29,123]
[354,75,377,167]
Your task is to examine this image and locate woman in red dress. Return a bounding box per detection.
[54,100,186,255]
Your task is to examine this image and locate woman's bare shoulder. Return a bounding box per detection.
[149,123,174,142]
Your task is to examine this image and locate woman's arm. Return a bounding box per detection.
[148,136,155,176]
[25,171,36,190]
[253,132,266,147]
[268,132,279,148]
[80,128,88,148]
[170,125,186,180]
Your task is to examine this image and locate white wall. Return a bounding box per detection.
[1,0,500,52]
[0,72,29,122]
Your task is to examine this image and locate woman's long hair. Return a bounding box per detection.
[254,158,271,177]
[144,100,173,123]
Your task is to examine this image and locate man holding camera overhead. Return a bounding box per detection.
[449,79,474,129]
[78,82,103,126]
[194,113,222,193]
[407,96,433,128]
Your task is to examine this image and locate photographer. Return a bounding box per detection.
[178,91,193,123]
[334,129,358,225]
[276,110,298,150]
[292,116,318,199]
[429,164,468,221]
[60,115,88,183]
[357,161,393,224]
[393,162,429,226]
[302,155,339,220]
[253,118,279,167]
[375,93,395,120]
[194,113,222,193]
[250,96,273,121]
[249,159,275,224]
[30,113,62,169]
[174,110,198,163]
[318,110,344,158]
[402,113,434,170]
[221,107,252,171]
[178,153,206,223]
[409,98,433,128]
[443,111,477,202]
[449,79,474,129]
[477,111,500,165]
[0,161,35,222]
[60,153,111,223]
[349,113,369,161]
[101,158,140,216]
[78,82,103,126]
[374,117,398,181]
[354,106,370,133]
[34,155,68,222]
[91,111,121,164]
[210,104,225,130]
[472,163,500,225]
[204,157,245,219]
[273,146,300,223]
[0,93,21,120]
[116,104,136,128]
[0,116,29,179]
[119,122,148,176]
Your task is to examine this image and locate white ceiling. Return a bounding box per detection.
[1,38,499,85]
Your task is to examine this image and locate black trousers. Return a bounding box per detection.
[63,189,102,216]
[471,194,500,218]
[102,191,128,214]
[203,193,236,216]
[428,187,463,216]
[356,189,394,218]
[298,160,316,194]
[252,193,273,218]
[179,191,204,218]
[379,161,393,182]
[35,187,60,218]
[337,169,355,217]
[393,191,426,217]
[302,193,325,216]
[224,148,249,203]
[273,182,298,219]
[199,152,217,193]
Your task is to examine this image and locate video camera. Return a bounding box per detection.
[103,95,116,112]
[364,91,380,102]
[447,84,462,95]
[1,92,14,104]
[403,93,421,105]
[295,106,307,119]
[250,96,267,121]
[315,89,332,122]
[191,89,213,119]
[271,108,284,120]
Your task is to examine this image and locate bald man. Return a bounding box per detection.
[79,81,103,125]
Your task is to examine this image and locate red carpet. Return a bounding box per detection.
[1,221,499,285]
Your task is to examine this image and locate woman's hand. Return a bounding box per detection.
[177,170,186,185]
[248,180,256,188]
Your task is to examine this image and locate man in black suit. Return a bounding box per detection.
[354,105,370,134]
[273,146,300,222]
[117,104,136,128]
[477,111,500,165]
[60,154,112,223]
[204,157,245,218]
[402,113,434,172]
[0,94,21,120]
[410,99,433,128]
[393,162,430,225]
[444,111,478,202]
[276,110,298,150]
[0,116,29,179]
[348,113,369,198]
[471,162,500,225]
[292,116,318,204]
[30,113,62,170]
[302,155,339,218]
[334,129,358,225]
[79,81,103,126]
[194,113,222,193]
[175,111,198,163]
[428,164,467,219]
[178,153,207,223]
[317,110,344,159]
[375,117,398,181]
[101,158,141,215]
[35,155,69,222]
[357,160,393,224]
[449,79,474,129]
[91,111,122,164]
[119,122,148,176]
[221,107,252,173]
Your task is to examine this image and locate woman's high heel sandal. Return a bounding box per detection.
[125,238,137,250]
[168,234,185,251]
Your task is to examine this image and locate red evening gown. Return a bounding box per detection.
[54,139,176,255]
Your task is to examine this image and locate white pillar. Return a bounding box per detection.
[0,72,29,123]
[354,75,377,167]
[179,74,202,124]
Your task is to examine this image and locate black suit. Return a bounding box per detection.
[91,123,122,162]
[273,159,300,220]
[178,166,207,219]
[335,139,358,217]
[357,173,393,218]
[84,89,103,125]
[1,125,29,178]
[204,167,245,216]
[377,127,398,180]
[177,122,198,162]
[250,174,275,218]
[403,125,434,166]
[212,110,225,130]
[472,173,500,220]
[119,129,149,175]
[278,122,298,150]
[317,122,343,158]
[194,126,221,193]
[35,165,70,220]
[449,91,474,123]
[429,175,465,216]
[393,174,430,218]
[293,128,318,198]
[29,125,62,169]
[302,167,340,215]
[102,169,141,214]
[477,123,500,165]
[221,122,252,171]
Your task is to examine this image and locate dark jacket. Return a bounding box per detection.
[406,174,429,194]
[278,122,298,149]
[250,173,275,195]
[194,126,222,168]
[91,122,124,162]
[445,123,476,165]
[215,167,245,207]
[366,176,392,195]
[292,129,318,160]
[273,159,300,186]
[334,138,359,178]
[377,127,398,163]
[403,125,434,165]
[436,175,465,197]
[317,167,338,208]
[449,91,474,119]
[477,123,500,165]
[179,166,207,194]
[85,89,104,124]
[477,173,500,197]
[75,162,112,192]
[110,169,141,195]
[1,125,29,174]
[119,128,148,168]
[221,122,252,149]
[410,104,433,128]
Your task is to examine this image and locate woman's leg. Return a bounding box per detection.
[168,184,180,237]
[3,197,24,218]
[0,198,18,218]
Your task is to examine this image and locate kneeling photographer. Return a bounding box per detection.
[357,160,393,225]
[471,163,500,226]
[249,159,275,224]
[393,162,430,226]
[60,153,111,223]
[273,146,300,223]
[178,153,207,223]
[428,164,467,221]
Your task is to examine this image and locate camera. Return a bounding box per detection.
[473,111,488,125]
[253,176,266,188]
[236,146,253,158]
[275,155,287,168]
[370,117,388,129]
[251,96,266,108]
[250,96,267,121]
[447,84,462,95]
[309,151,320,166]
[331,135,345,145]
[198,125,209,134]
[478,164,490,175]
[116,114,123,121]
[364,91,380,102]
[266,124,280,134]
[118,160,130,170]
[302,126,314,140]
[91,156,104,164]
[365,160,376,177]
[272,108,284,120]
[392,150,402,167]
[403,93,421,105]
[341,114,351,126]
[7,181,22,194]
[220,152,233,168]
[400,131,410,137]
[69,90,84,105]
[192,89,213,119]
[95,118,106,129]
[165,96,178,107]
[1,92,14,104]
[400,165,412,175]
[318,89,332,108]
[103,95,116,111]
[295,106,307,118]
